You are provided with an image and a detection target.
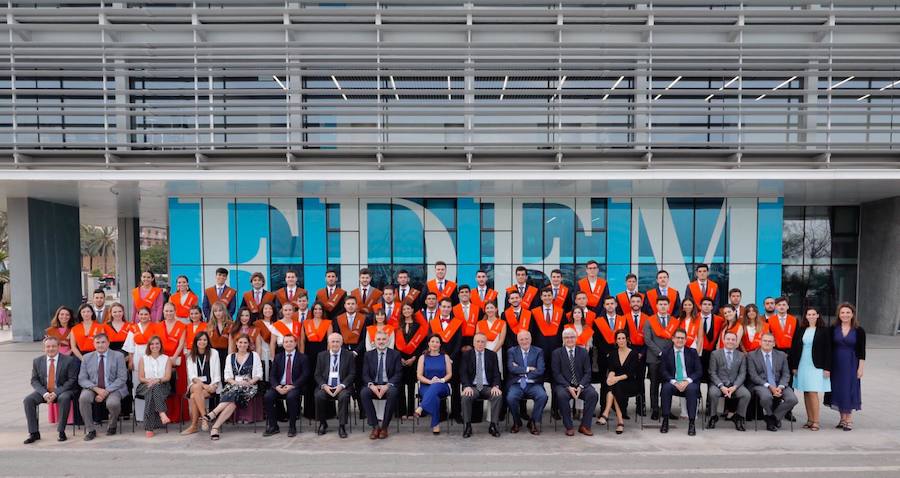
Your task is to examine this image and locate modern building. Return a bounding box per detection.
[2,1,899,342]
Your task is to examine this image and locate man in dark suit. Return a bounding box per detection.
[359,330,403,439]
[24,336,80,444]
[263,334,310,437]
[747,332,799,432]
[551,328,599,436]
[460,333,503,438]
[314,333,356,438]
[659,328,702,436]
[506,331,548,435]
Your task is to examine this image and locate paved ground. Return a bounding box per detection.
[1,335,899,477]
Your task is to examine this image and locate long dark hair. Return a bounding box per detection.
[424,334,444,355]
[678,298,698,321]
[76,303,97,323]
[190,331,212,360]
[50,306,76,329]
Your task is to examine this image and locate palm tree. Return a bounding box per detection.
[81,224,100,272]
[94,226,117,272]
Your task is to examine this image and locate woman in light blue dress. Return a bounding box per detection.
[789,307,831,431]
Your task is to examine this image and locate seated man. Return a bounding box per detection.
[707,331,750,431]
[78,333,129,441]
[747,332,799,432]
[551,328,599,436]
[659,328,702,436]
[359,330,403,439]
[24,336,80,444]
[505,331,548,435]
[314,333,355,438]
[460,332,503,438]
[263,334,310,437]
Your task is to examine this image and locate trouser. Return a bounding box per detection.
[753,385,798,420]
[399,363,417,416]
[461,387,503,424]
[661,381,699,420]
[24,391,75,434]
[555,385,599,430]
[626,346,647,412]
[264,387,302,429]
[79,389,123,433]
[506,383,548,425]
[647,361,664,412]
[709,385,751,417]
[360,385,400,429]
[315,387,351,425]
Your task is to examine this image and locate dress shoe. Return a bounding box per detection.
[687,419,696,436]
[776,418,783,429]
[530,423,541,435]
[263,427,280,437]
[785,411,796,422]
[668,413,679,420]
[565,428,575,436]
[510,423,521,434]
[369,428,380,440]
[287,426,297,438]
[578,425,593,436]
[707,415,718,429]
[317,422,328,435]
[453,415,464,425]
[734,416,746,432]
[488,423,500,437]
[57,431,67,442]
[551,409,562,421]
[462,423,473,438]
[621,413,631,420]
[378,428,388,439]
[84,430,97,441]
[765,416,778,432]
[23,433,40,444]
[338,425,348,438]
[526,420,535,433]
[660,417,669,434]
[650,409,660,421]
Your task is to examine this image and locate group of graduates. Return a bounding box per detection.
[23,260,866,444]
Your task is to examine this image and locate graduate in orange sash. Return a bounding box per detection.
[184,306,207,361]
[698,297,725,383]
[362,309,396,351]
[132,270,164,323]
[568,291,598,325]
[372,285,402,327]
[427,261,458,305]
[471,270,498,312]
[564,306,594,350]
[430,298,464,421]
[160,302,189,422]
[718,305,744,349]
[202,268,237,321]
[300,302,333,421]
[643,295,679,420]
[616,274,644,316]
[315,269,346,319]
[420,292,440,325]
[240,272,276,323]
[206,301,234,384]
[169,275,199,321]
[577,260,610,314]
[741,304,769,352]
[71,304,104,359]
[395,303,428,418]
[273,270,306,321]
[395,269,422,311]
[335,296,366,410]
[503,291,532,348]
[720,288,745,319]
[90,288,110,324]
[477,302,507,357]
[229,307,265,424]
[548,269,572,314]
[622,292,650,416]
[596,297,628,389]
[530,287,565,418]
[762,296,777,320]
[678,298,702,352]
[453,285,483,350]
[506,266,538,310]
[685,263,721,313]
[350,268,383,318]
[642,270,681,317]
[272,302,303,354]
[768,297,798,358]
[254,302,277,360]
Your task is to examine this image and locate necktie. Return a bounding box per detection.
[386,305,392,318]
[428,310,434,321]
[545,308,551,322]
[328,287,334,298]
[288,288,294,301]
[765,353,776,385]
[519,286,525,296]
[675,350,685,381]
[553,288,558,299]
[568,348,577,385]
[377,351,385,384]
[704,316,711,333]
[609,316,615,331]
[96,308,103,322]
[661,316,667,327]
[633,313,640,329]
[300,311,307,322]
[330,354,339,387]
[255,290,261,303]
[97,354,106,389]
[780,316,786,329]
[479,288,485,299]
[285,353,293,385]
[701,282,707,296]
[438,281,444,292]
[726,350,733,368]
[519,350,528,389]
[47,357,56,393]
[362,287,368,302]
[475,352,485,391]
[217,287,223,298]
[347,314,354,329]
[401,288,407,301]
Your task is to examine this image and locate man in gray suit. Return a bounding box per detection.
[78,333,128,441]
[707,331,750,431]
[643,296,675,421]
[24,336,80,444]
[747,332,798,432]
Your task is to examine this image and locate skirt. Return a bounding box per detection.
[220,383,258,408]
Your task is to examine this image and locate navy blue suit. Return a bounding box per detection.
[660,346,703,419]
[505,346,548,426]
[264,350,311,430]
[359,348,403,428]
[551,346,599,430]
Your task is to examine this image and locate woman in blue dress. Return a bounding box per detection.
[824,303,865,431]
[790,307,832,432]
[414,334,453,435]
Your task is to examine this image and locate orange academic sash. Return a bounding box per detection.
[275,287,308,319]
[507,284,538,310]
[703,315,725,352]
[185,322,206,351]
[564,321,595,347]
[742,322,770,352]
[767,314,797,349]
[366,324,395,344]
[616,291,644,316]
[471,287,498,311]
[316,287,346,313]
[578,277,608,308]
[72,321,105,353]
[645,288,679,315]
[453,303,480,336]
[133,322,162,346]
[373,301,402,327]
[687,280,719,306]
[624,312,648,346]
[395,322,428,355]
[476,318,506,342]
[398,287,421,307]
[161,320,186,356]
[504,307,532,336]
[205,286,236,307]
[104,322,132,344]
[682,317,702,348]
[551,284,570,310]
[242,290,275,314]
[531,305,563,338]
[336,313,365,345]
[304,319,332,343]
[207,320,233,350]
[647,315,679,340]
[718,321,743,349]
[351,287,383,315]
[45,326,71,349]
[274,320,302,340]
[169,291,199,319]
[595,314,627,344]
[427,279,457,302]
[133,287,162,310]
[429,317,463,343]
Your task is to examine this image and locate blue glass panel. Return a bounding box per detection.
[270,264,305,290]
[545,201,575,264]
[269,199,303,264]
[522,202,544,264]
[392,201,424,263]
[758,263,783,304]
[235,200,270,265]
[367,202,392,264]
[457,198,481,264]
[480,233,495,263]
[302,198,328,266]
[327,232,341,263]
[694,199,726,263]
[426,199,456,231]
[168,198,202,265]
[326,203,341,230]
[606,264,631,295]
[636,264,660,291]
[757,198,784,264]
[637,214,656,264]
[667,198,694,264]
[607,198,630,265]
[169,265,202,295]
[481,203,495,230]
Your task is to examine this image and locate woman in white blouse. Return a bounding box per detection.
[181,331,221,435]
[202,333,262,440]
[137,335,173,437]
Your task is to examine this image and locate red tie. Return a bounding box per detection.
[285,353,293,386]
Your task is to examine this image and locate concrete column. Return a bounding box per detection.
[857,196,900,335]
[8,198,82,342]
[116,217,140,317]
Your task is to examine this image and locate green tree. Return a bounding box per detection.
[141,244,168,276]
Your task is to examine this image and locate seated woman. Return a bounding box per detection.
[203,334,262,440]
[414,335,453,435]
[597,330,640,435]
[229,308,264,424]
[182,331,221,435]
[136,335,173,437]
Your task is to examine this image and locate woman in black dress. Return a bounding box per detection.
[598,329,640,434]
[395,303,428,418]
[300,302,334,420]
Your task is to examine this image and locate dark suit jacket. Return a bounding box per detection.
[660,347,703,384]
[747,349,792,389]
[314,349,356,389]
[31,354,80,396]
[789,326,833,372]
[551,346,592,389]
[506,346,545,387]
[362,347,403,386]
[459,348,502,389]
[268,350,311,389]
